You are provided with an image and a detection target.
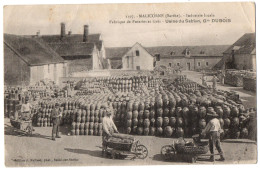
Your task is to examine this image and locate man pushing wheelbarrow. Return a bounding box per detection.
[101,107,148,160]
[201,111,225,161]
[102,107,119,147]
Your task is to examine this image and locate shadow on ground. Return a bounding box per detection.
[5,124,52,140]
[222,139,256,144]
[64,148,103,158]
[152,153,217,163]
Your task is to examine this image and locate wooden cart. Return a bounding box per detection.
[10,119,33,136]
[161,136,220,163]
[102,135,148,160]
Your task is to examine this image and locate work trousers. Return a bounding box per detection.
[209,131,223,155]
[52,118,60,138]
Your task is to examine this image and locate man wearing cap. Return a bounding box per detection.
[102,107,118,142]
[201,111,225,161]
[21,97,32,121]
[51,103,62,141]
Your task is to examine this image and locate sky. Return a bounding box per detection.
[3,2,255,47]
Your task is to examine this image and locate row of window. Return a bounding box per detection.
[168,62,209,67]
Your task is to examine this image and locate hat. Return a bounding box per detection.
[207,111,218,117]
[106,111,112,116]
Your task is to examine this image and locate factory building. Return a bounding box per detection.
[220,33,256,71]
[106,44,229,71]
[4,34,67,86]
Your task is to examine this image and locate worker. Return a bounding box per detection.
[201,111,225,161]
[220,70,226,85]
[212,75,219,92]
[201,74,207,86]
[20,96,32,121]
[102,107,119,142]
[51,103,62,141]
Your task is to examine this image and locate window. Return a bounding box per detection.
[169,63,172,67]
[136,50,140,56]
[155,54,160,61]
[206,62,209,66]
[198,62,201,67]
[136,66,140,70]
[177,63,180,66]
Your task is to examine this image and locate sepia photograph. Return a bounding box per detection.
[3,2,257,167]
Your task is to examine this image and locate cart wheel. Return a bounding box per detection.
[26,126,33,136]
[191,156,197,163]
[136,145,148,159]
[161,145,176,160]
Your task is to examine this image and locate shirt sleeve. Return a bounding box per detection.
[111,120,118,132]
[21,105,24,112]
[202,121,212,134]
[102,118,110,135]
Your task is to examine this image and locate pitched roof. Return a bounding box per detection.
[48,43,95,56]
[4,34,65,66]
[106,45,229,59]
[106,47,131,59]
[37,34,102,57]
[38,34,101,44]
[223,33,256,54]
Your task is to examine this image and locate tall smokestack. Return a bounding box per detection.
[61,22,66,38]
[83,25,89,42]
[36,30,40,37]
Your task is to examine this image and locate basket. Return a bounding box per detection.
[175,144,208,154]
[106,141,133,151]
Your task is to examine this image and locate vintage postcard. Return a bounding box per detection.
[3,2,256,167]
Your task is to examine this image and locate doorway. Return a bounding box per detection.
[186,62,191,70]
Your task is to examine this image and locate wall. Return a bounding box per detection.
[156,56,222,70]
[4,44,31,86]
[122,43,154,70]
[30,65,45,85]
[234,54,256,70]
[194,57,222,70]
[55,63,64,84]
[251,54,256,71]
[67,57,93,75]
[156,57,195,70]
[93,46,102,70]
[30,63,66,85]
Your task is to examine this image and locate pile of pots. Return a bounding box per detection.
[35,103,54,127]
[70,103,105,136]
[110,86,252,139]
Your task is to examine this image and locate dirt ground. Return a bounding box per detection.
[5,118,257,167]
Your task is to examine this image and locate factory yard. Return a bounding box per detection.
[5,118,257,167]
[4,70,257,167]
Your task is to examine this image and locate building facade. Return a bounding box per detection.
[37,23,110,74]
[106,45,229,71]
[222,33,256,71]
[122,43,154,70]
[4,34,67,86]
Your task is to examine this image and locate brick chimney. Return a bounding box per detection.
[83,25,89,42]
[36,30,40,37]
[61,22,66,38]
